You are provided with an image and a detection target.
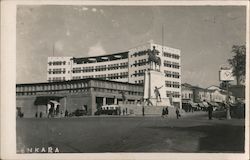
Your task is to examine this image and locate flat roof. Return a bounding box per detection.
[72,51,128,64]
[16,78,143,87]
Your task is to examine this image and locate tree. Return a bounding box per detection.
[228,45,246,85]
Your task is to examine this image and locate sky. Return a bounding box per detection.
[16,5,246,88]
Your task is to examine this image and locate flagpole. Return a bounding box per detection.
[162,24,164,54]
[53,42,55,56]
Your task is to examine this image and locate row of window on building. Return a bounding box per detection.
[163,61,180,69]
[130,50,180,60]
[164,71,180,79]
[135,80,144,84]
[166,91,180,98]
[133,59,148,67]
[17,82,90,92]
[133,69,146,77]
[70,72,129,81]
[107,72,128,80]
[130,50,148,58]
[48,61,68,66]
[48,77,66,82]
[163,52,180,59]
[182,93,193,99]
[93,88,143,96]
[48,68,67,74]
[71,62,129,73]
[165,81,180,88]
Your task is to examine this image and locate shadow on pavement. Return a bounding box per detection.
[147,123,245,153]
[194,124,245,152]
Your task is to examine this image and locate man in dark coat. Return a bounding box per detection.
[176,107,180,119]
[142,107,145,116]
[208,104,213,120]
[161,107,165,118]
[165,107,169,117]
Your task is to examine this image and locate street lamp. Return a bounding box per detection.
[219,67,234,119]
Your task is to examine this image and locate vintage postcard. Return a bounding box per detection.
[1,0,249,160]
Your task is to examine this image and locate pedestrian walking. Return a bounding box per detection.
[161,107,165,118]
[35,112,38,118]
[208,104,213,120]
[39,112,42,118]
[65,110,68,117]
[176,107,180,119]
[165,107,169,117]
[142,106,145,116]
[122,109,125,115]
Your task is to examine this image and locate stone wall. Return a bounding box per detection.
[119,104,183,118]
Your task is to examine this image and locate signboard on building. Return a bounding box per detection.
[219,69,234,81]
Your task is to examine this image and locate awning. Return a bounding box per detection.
[189,101,197,108]
[203,102,209,107]
[198,103,205,107]
[34,96,63,105]
[209,102,220,107]
[49,100,60,105]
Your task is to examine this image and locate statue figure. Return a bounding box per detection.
[148,46,161,70]
[154,85,163,102]
[145,98,153,106]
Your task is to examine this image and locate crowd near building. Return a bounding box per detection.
[16,42,182,117]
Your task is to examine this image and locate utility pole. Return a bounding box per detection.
[226,81,231,119]
[53,43,55,56]
[219,66,233,120]
[162,24,164,54]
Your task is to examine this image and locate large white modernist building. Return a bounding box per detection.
[47,42,181,107]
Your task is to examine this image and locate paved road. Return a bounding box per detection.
[16,111,245,153]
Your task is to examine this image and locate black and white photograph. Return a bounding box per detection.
[1,0,249,160]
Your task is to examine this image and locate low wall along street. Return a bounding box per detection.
[118,103,182,117]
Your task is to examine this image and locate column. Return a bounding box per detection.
[91,95,96,115]
[103,97,106,106]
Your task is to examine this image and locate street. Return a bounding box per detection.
[16,111,245,153]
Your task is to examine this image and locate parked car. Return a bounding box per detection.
[95,105,120,115]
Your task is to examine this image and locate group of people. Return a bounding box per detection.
[161,107,169,118]
[35,112,43,118]
[122,108,128,115]
[162,107,181,119]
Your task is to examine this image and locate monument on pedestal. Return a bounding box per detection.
[143,46,171,107]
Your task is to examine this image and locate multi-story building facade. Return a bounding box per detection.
[47,42,182,107]
[47,52,129,82]
[47,57,72,81]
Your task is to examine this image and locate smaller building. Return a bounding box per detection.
[181,83,235,112]
[181,83,194,103]
[16,78,144,118]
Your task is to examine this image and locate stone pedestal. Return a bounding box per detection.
[143,70,171,106]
